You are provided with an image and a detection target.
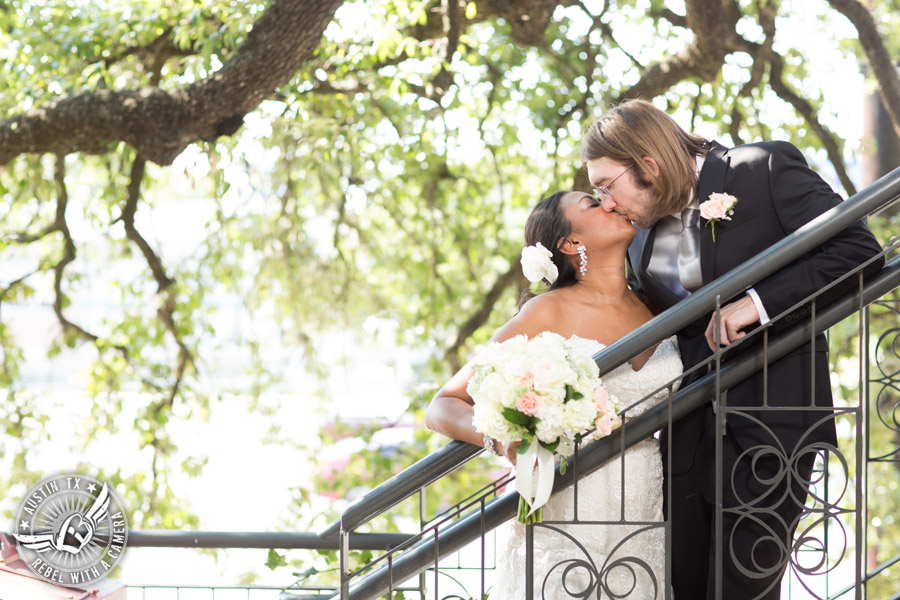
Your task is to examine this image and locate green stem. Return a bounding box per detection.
[517,497,543,524]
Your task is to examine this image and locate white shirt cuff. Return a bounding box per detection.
[746,287,770,325]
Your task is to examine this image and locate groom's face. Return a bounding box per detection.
[585,157,659,230]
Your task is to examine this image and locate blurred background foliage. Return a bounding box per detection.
[1,0,899,588]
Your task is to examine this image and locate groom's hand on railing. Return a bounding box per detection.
[704,294,759,350]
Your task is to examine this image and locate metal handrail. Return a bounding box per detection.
[323,165,900,539]
[125,530,412,550]
[339,255,900,599]
[0,529,413,551]
[319,439,482,538]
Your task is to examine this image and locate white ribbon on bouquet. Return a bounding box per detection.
[515,441,555,518]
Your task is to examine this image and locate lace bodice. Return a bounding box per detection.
[491,335,683,600]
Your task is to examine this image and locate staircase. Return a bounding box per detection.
[24,170,895,600]
[316,167,900,600]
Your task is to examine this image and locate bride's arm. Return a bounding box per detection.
[425,294,559,464]
[424,364,486,445]
[426,365,523,465]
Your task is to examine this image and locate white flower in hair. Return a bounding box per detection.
[520,242,558,284]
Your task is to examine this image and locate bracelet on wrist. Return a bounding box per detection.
[483,435,501,456]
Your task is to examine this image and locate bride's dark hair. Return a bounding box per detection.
[519,190,579,308]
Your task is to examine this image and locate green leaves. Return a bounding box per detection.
[539,439,560,453]
[564,384,584,403]
[513,430,559,455]
[503,407,540,429]
[265,549,289,571]
[517,435,532,455]
[502,406,529,425]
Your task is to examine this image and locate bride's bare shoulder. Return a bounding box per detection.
[518,289,568,317]
[501,289,569,336]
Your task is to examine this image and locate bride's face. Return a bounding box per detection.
[559,191,636,250]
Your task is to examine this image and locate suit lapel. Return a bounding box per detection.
[631,225,653,273]
[697,142,730,286]
[631,224,684,309]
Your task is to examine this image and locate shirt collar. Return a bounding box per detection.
[689,154,705,209]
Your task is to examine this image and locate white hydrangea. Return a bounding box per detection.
[472,402,521,444]
[535,404,565,443]
[563,397,598,432]
[475,371,517,408]
[571,352,600,380]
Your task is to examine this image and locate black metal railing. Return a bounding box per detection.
[322,164,900,546]
[127,530,412,550]
[2,529,412,598]
[330,165,900,600]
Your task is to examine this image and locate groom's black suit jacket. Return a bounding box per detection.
[627,140,883,478]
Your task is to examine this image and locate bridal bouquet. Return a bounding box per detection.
[467,332,621,523]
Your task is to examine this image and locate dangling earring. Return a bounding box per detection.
[577,245,587,276]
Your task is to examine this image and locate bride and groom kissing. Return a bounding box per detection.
[425,98,884,599]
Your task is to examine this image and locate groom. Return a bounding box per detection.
[581,99,882,599]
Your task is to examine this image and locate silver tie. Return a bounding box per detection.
[677,207,703,292]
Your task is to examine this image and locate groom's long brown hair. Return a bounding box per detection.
[581,99,709,220]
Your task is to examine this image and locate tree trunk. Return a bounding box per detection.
[827,0,900,142]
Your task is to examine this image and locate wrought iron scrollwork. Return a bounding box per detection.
[872,320,900,461]
[536,524,662,599]
[720,407,854,599]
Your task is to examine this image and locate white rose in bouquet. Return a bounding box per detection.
[531,359,574,395]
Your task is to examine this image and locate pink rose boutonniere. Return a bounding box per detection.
[699,192,739,242]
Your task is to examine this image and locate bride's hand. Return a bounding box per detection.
[500,441,520,465]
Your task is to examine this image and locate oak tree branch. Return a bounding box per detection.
[0,0,345,166]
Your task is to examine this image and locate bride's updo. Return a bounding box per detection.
[520,191,579,306]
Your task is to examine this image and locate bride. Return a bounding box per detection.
[425,189,682,599]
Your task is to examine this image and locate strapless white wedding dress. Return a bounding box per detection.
[491,335,682,600]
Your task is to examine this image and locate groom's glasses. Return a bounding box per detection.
[592,165,632,200]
